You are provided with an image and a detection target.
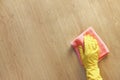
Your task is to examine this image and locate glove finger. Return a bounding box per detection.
[78,46,84,60]
[84,35,92,55]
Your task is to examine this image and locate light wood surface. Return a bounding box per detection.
[0,0,120,80]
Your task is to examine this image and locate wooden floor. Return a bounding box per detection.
[0,0,120,80]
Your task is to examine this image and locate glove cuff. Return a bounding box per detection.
[85,65,103,80]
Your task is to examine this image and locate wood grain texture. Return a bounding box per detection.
[0,0,120,80]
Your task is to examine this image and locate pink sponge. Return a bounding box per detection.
[71,27,109,65]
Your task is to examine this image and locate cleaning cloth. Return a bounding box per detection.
[71,27,109,65]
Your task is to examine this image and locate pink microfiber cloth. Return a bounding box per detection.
[71,27,109,65]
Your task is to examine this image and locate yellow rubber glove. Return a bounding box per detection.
[79,35,103,80]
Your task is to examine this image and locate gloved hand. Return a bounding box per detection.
[79,35,103,80]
